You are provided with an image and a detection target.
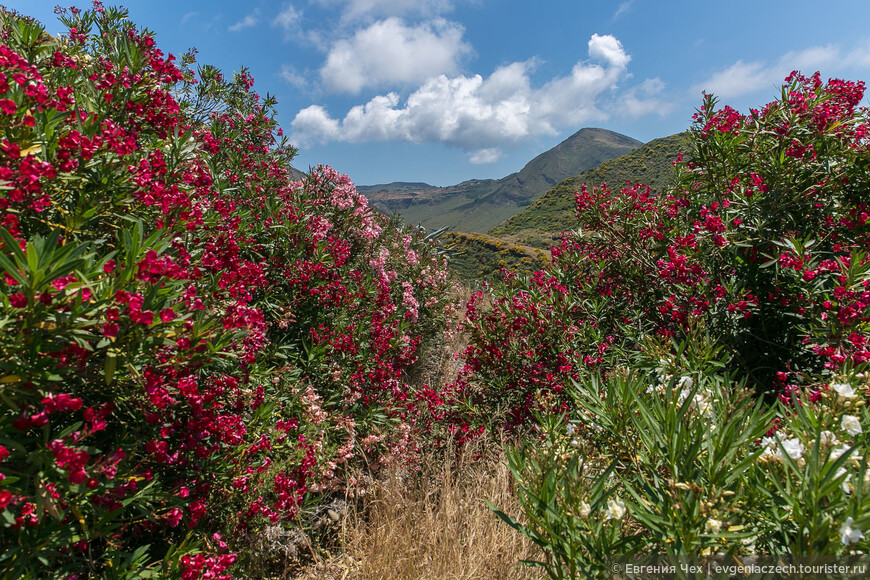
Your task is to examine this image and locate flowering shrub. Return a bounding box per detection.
[465,73,870,575]
[0,4,454,578]
[495,336,870,577]
[458,70,870,426]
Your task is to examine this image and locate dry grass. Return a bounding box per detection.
[294,438,543,580]
[289,287,542,579]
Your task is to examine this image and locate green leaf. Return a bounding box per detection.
[105,352,117,385]
[0,227,25,265]
[24,241,38,273]
[0,252,24,284]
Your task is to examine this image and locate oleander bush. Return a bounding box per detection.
[463,72,870,576]
[0,4,456,578]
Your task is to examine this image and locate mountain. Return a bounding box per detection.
[360,128,642,233]
[289,166,306,181]
[358,182,434,192]
[483,127,643,205]
[489,133,687,247]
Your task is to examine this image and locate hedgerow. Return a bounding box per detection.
[463,73,870,575]
[0,4,455,578]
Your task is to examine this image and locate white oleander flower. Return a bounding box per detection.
[646,383,663,394]
[577,501,591,518]
[605,498,626,521]
[831,444,852,462]
[838,467,853,494]
[705,518,723,534]
[842,415,863,437]
[840,517,864,546]
[692,392,714,419]
[777,437,805,461]
[832,383,857,399]
[758,435,780,461]
[677,389,690,405]
[758,446,777,461]
[819,430,838,446]
[565,423,576,436]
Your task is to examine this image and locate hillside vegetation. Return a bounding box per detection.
[489,133,686,247]
[363,128,641,233]
[442,232,550,283]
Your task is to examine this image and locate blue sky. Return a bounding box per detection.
[9,1,870,186]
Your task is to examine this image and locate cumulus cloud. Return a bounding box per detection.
[229,11,258,32]
[320,18,472,93]
[291,34,648,151]
[693,44,842,99]
[292,105,341,141]
[588,33,631,68]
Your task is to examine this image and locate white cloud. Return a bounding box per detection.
[692,60,767,98]
[613,0,634,20]
[279,64,308,89]
[782,45,839,71]
[229,11,258,32]
[273,4,329,50]
[275,4,302,28]
[316,0,454,22]
[201,13,225,34]
[693,45,843,99]
[588,33,631,69]
[292,105,341,142]
[291,34,652,149]
[618,78,674,118]
[274,4,303,37]
[320,18,472,93]
[846,41,870,68]
[469,148,502,164]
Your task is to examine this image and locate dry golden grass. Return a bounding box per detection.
[294,438,542,580]
[290,287,541,579]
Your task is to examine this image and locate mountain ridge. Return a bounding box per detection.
[360,128,642,233]
[489,133,688,247]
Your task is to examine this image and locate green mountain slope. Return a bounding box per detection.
[442,231,551,282]
[361,128,642,233]
[484,128,643,205]
[489,133,687,247]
